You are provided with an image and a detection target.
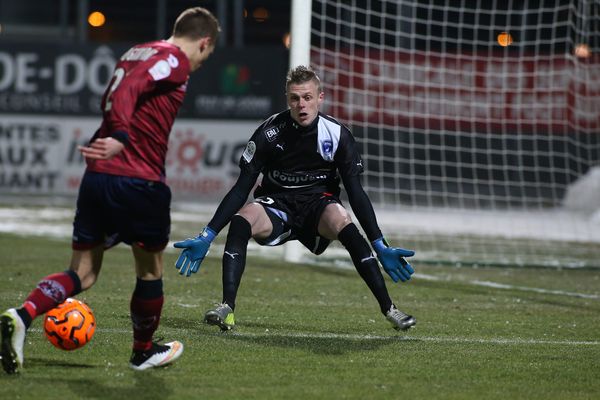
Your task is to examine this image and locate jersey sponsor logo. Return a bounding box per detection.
[275,143,285,151]
[242,140,256,162]
[148,59,172,80]
[268,169,328,188]
[265,127,279,142]
[167,54,179,68]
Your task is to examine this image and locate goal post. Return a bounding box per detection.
[283,0,313,262]
[290,0,600,268]
[289,0,312,68]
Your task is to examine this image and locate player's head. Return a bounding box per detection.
[171,7,221,71]
[286,65,324,127]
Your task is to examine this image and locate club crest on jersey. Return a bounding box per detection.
[321,140,333,157]
[242,141,256,162]
[264,127,279,142]
[167,54,179,68]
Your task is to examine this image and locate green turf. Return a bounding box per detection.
[1,233,599,399]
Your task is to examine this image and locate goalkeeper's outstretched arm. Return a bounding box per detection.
[174,169,259,277]
[206,169,260,234]
[341,174,383,242]
[342,174,415,283]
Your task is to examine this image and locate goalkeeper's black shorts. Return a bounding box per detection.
[252,191,342,255]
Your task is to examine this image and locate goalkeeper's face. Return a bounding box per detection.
[287,81,324,127]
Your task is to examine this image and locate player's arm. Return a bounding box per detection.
[336,127,415,282]
[174,168,260,276]
[342,174,415,283]
[342,174,381,241]
[175,126,267,276]
[78,136,125,160]
[207,169,260,232]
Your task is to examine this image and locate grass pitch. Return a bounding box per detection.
[1,232,599,400]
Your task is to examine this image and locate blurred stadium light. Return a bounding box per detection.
[0,0,292,47]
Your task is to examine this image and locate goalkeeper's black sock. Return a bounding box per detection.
[222,215,252,311]
[338,223,393,314]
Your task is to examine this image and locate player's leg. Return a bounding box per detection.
[318,203,415,330]
[131,245,164,352]
[205,202,273,331]
[1,172,106,374]
[117,177,181,370]
[0,247,101,374]
[318,203,392,314]
[128,245,182,370]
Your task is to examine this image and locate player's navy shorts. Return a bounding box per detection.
[72,171,171,252]
[252,191,341,255]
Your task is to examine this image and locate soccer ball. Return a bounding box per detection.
[44,298,96,351]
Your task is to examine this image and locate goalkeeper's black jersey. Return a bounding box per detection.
[240,110,364,197]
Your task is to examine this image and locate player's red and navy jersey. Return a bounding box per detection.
[240,110,364,197]
[86,40,191,182]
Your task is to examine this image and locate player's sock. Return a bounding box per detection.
[221,215,252,311]
[130,278,164,352]
[15,308,32,330]
[338,223,393,314]
[20,270,82,326]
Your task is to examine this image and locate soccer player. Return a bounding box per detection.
[0,7,220,374]
[174,65,416,332]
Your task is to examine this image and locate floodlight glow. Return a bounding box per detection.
[283,32,291,49]
[575,43,591,58]
[253,7,269,22]
[497,32,513,47]
[88,11,106,28]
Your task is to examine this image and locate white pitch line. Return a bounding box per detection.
[224,331,600,346]
[470,280,600,299]
[30,328,600,346]
[415,273,600,300]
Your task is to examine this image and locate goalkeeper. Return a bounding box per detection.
[175,65,416,332]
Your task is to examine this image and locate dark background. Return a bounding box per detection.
[1,0,598,207]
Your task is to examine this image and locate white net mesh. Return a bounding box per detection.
[308,0,600,267]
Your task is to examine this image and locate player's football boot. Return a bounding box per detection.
[0,308,26,374]
[385,305,416,331]
[204,303,235,331]
[129,340,183,371]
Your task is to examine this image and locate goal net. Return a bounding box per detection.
[304,0,600,268]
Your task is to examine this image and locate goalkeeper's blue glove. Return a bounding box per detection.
[372,237,415,283]
[173,227,216,277]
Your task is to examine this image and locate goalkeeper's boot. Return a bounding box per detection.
[204,303,235,331]
[129,340,183,371]
[0,308,26,374]
[386,305,416,331]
